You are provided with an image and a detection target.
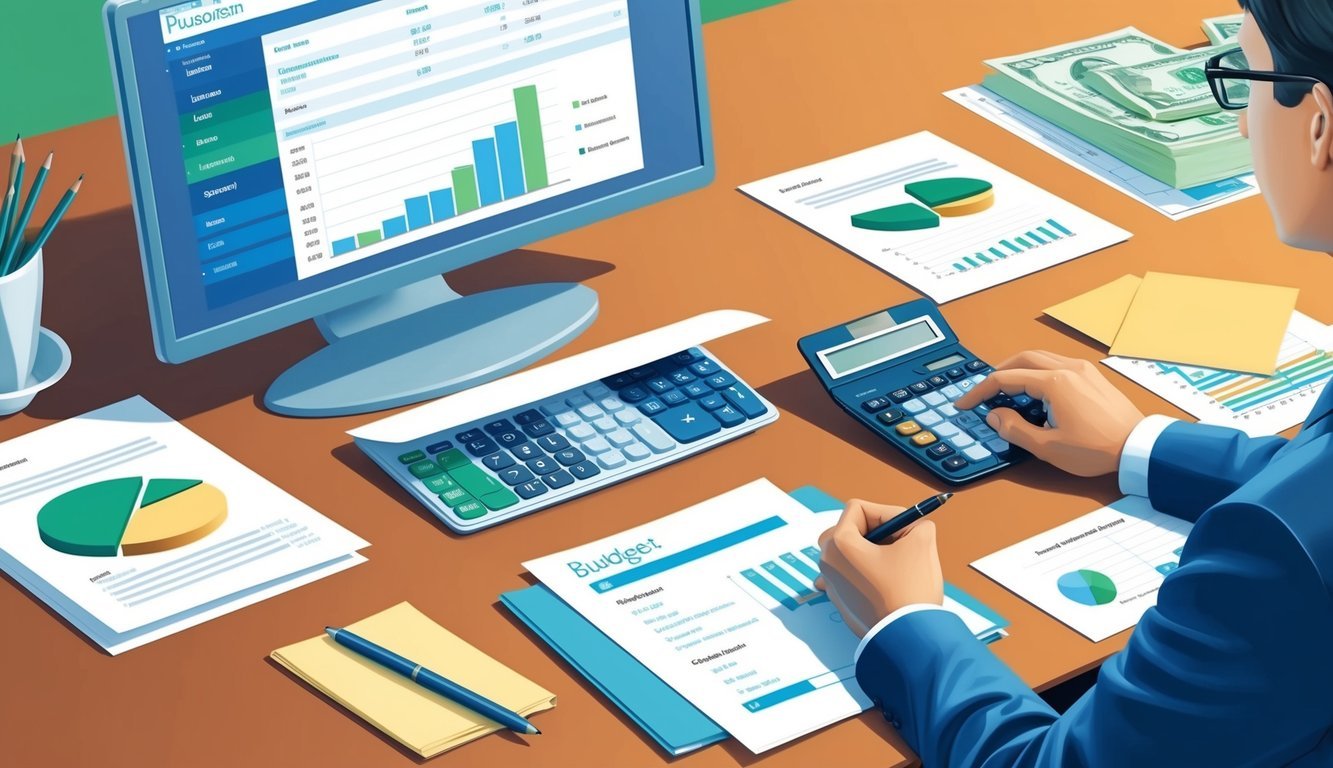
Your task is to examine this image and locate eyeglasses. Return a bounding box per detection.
[1205,48,1326,109]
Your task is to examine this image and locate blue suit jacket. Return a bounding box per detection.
[857,385,1333,767]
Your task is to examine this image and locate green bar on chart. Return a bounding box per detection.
[964,255,980,267]
[1026,230,1046,244]
[976,252,992,264]
[1016,237,1033,249]
[990,247,1007,259]
[514,85,549,191]
[452,165,481,213]
[1038,226,1059,240]
[355,229,383,247]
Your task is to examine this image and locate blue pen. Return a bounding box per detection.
[325,626,541,735]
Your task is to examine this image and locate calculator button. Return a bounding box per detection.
[957,379,975,392]
[582,437,612,454]
[567,424,596,442]
[927,443,955,460]
[661,390,690,407]
[527,457,559,475]
[987,394,1016,410]
[567,394,592,409]
[481,452,515,471]
[514,409,543,425]
[494,431,526,448]
[600,397,625,412]
[628,366,657,380]
[543,470,575,490]
[454,499,488,520]
[480,488,520,511]
[597,450,628,470]
[945,368,967,380]
[645,377,675,394]
[436,448,471,470]
[619,385,651,403]
[933,421,961,438]
[954,412,983,428]
[631,421,677,453]
[515,480,549,500]
[670,350,701,366]
[606,429,635,448]
[484,419,515,435]
[604,373,638,390]
[877,409,905,426]
[653,402,722,443]
[554,447,585,466]
[554,411,581,428]
[943,456,970,472]
[450,464,507,498]
[569,461,602,480]
[456,428,485,444]
[901,399,928,414]
[592,416,617,433]
[523,419,555,438]
[889,388,913,403]
[962,445,993,462]
[585,383,612,400]
[972,403,990,418]
[540,399,570,416]
[624,443,652,461]
[536,434,570,452]
[399,450,426,464]
[911,432,937,447]
[669,370,697,385]
[985,438,1012,456]
[683,382,711,398]
[722,384,767,418]
[1022,404,1048,425]
[895,421,922,436]
[699,393,727,410]
[927,375,949,388]
[706,372,738,390]
[577,403,605,420]
[466,438,499,457]
[423,475,458,494]
[948,434,977,449]
[713,405,746,428]
[970,374,987,386]
[862,397,893,413]
[1012,394,1034,408]
[689,359,721,377]
[425,440,454,454]
[916,410,943,427]
[440,487,471,507]
[510,442,541,461]
[971,425,998,441]
[499,466,535,485]
[909,381,933,394]
[966,360,989,372]
[937,403,959,418]
[940,385,964,401]
[922,392,947,407]
[614,410,642,426]
[639,397,668,416]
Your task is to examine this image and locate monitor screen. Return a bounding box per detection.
[118,0,703,340]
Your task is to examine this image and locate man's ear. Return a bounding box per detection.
[1309,83,1333,170]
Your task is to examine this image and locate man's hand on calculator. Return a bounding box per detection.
[955,351,1145,478]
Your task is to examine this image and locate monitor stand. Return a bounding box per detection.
[264,277,598,418]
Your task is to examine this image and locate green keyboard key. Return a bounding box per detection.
[449,464,505,499]
[408,460,442,479]
[423,474,458,495]
[398,449,426,465]
[436,449,471,470]
[454,499,488,520]
[440,488,471,507]
[480,488,519,511]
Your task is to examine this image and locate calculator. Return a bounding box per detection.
[798,299,1046,484]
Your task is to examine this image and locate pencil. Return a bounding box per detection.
[15,174,82,272]
[0,187,13,263]
[2,137,21,257]
[0,152,52,275]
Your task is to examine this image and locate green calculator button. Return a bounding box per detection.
[398,449,427,465]
[423,475,458,495]
[408,460,442,479]
[454,499,488,520]
[440,487,471,507]
[449,464,505,498]
[480,488,519,511]
[436,449,472,470]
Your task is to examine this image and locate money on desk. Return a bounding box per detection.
[1080,44,1230,121]
[1202,13,1243,45]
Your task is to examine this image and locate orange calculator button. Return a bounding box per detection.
[911,431,937,446]
[896,421,922,436]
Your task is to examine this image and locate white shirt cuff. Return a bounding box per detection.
[1118,415,1177,498]
[854,604,951,663]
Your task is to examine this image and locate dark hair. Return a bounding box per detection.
[1238,0,1333,100]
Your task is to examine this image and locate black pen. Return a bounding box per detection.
[866,493,953,544]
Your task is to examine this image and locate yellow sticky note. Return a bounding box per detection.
[1109,272,1298,375]
[1044,274,1143,347]
[272,602,555,758]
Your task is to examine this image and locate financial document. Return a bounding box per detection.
[525,478,1003,752]
[972,497,1190,642]
[0,397,368,653]
[739,132,1130,303]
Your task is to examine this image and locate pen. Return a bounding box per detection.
[865,492,953,544]
[325,626,541,736]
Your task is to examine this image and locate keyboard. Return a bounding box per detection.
[373,347,778,532]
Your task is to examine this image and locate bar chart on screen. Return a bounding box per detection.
[261,0,645,279]
[1104,312,1333,436]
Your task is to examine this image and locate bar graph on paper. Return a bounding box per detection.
[739,132,1130,303]
[1104,312,1333,436]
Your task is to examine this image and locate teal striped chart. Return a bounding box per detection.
[737,548,828,611]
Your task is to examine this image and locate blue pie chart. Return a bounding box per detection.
[1057,569,1117,606]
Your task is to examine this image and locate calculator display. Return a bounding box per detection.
[821,317,943,377]
[926,353,968,372]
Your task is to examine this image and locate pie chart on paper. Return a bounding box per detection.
[37,477,228,557]
[1057,569,1118,607]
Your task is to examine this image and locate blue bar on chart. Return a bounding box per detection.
[954,263,967,272]
[761,560,816,599]
[1026,230,1046,244]
[779,552,820,581]
[494,121,527,200]
[405,196,432,230]
[1015,237,1033,249]
[1038,226,1059,240]
[976,252,992,263]
[331,236,356,256]
[1001,239,1022,254]
[429,189,456,222]
[382,216,408,238]
[473,138,503,206]
[963,255,980,267]
[1047,218,1073,236]
[802,546,821,564]
[741,568,799,609]
[989,247,1007,259]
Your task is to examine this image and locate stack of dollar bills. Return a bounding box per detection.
[981,24,1250,189]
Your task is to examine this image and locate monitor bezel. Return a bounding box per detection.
[104,0,713,363]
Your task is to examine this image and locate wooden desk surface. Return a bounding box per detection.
[2,1,1330,766]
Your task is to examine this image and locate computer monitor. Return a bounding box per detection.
[103,0,712,416]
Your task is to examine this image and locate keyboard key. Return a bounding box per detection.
[927,375,949,388]
[585,383,612,400]
[902,398,928,414]
[527,456,559,475]
[606,429,635,448]
[1021,404,1048,426]
[481,452,515,471]
[436,448,471,470]
[661,390,689,407]
[670,349,701,366]
[494,431,526,448]
[1012,394,1034,408]
[577,403,605,420]
[955,412,983,428]
[911,431,937,446]
[966,360,988,372]
[456,428,485,444]
[957,379,975,393]
[450,464,507,498]
[927,443,955,460]
[537,434,570,452]
[553,411,581,428]
[567,394,592,409]
[652,402,721,443]
[714,405,746,428]
[423,475,458,494]
[592,416,617,433]
[972,402,991,418]
[945,368,967,380]
[539,400,569,416]
[480,488,519,511]
[971,425,998,440]
[603,373,637,390]
[631,421,677,453]
[466,438,499,456]
[645,376,675,394]
[948,434,976,449]
[515,480,549,500]
[970,374,987,386]
[933,422,961,438]
[409,460,442,479]
[889,388,913,403]
[938,403,959,418]
[922,392,947,407]
[554,447,585,465]
[668,370,697,385]
[511,442,541,461]
[569,460,601,480]
[689,359,720,377]
[514,409,544,425]
[628,366,656,380]
[600,397,625,412]
[909,381,932,394]
[940,385,964,401]
[896,421,922,436]
[987,394,1016,410]
[583,436,612,454]
[943,456,970,472]
[862,397,893,413]
[614,410,641,427]
[699,393,726,410]
[619,385,651,403]
[543,470,575,489]
[440,487,471,506]
[398,450,426,465]
[962,445,993,462]
[624,443,651,461]
[425,440,454,454]
[567,424,596,442]
[705,372,737,390]
[597,450,627,470]
[499,466,535,485]
[523,419,555,438]
[484,419,514,435]
[985,438,1012,456]
[721,383,767,418]
[639,398,668,417]
[682,382,711,398]
[877,409,905,426]
[916,410,943,427]
[454,499,488,520]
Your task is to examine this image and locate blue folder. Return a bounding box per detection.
[499,485,1007,755]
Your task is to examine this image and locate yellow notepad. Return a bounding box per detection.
[272,602,556,758]
[1043,274,1142,347]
